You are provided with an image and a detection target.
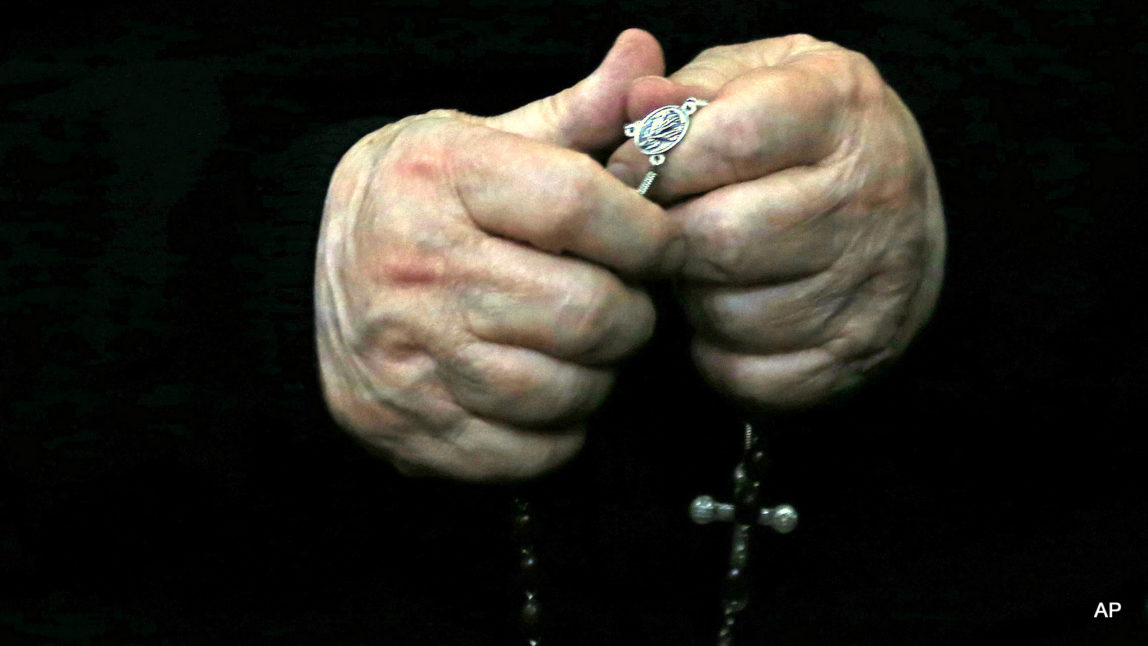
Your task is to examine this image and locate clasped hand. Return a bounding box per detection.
[315,29,944,480]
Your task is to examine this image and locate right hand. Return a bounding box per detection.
[315,30,683,480]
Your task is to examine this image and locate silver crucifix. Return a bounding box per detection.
[689,424,797,646]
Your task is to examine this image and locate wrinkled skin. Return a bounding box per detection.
[315,31,680,480]
[607,33,945,408]
[315,30,944,480]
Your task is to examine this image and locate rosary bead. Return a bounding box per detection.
[732,464,749,488]
[734,480,760,508]
[734,480,761,524]
[723,566,749,611]
[746,448,767,477]
[729,527,750,569]
[520,597,542,633]
[512,512,535,543]
[519,550,540,586]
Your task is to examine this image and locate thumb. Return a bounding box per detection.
[485,29,664,152]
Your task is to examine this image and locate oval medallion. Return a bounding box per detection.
[634,106,690,156]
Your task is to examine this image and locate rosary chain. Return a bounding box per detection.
[718,424,769,646]
[513,498,542,646]
[637,171,658,195]
[510,422,788,646]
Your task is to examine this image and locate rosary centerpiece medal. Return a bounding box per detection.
[624,97,707,195]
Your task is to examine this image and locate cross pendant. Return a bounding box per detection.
[689,424,797,646]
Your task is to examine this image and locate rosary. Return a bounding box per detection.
[509,99,798,645]
[511,422,797,646]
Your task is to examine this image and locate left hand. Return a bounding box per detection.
[607,34,945,407]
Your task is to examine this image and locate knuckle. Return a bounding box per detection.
[536,94,566,136]
[628,290,657,345]
[633,217,685,276]
[569,153,604,195]
[447,421,586,481]
[711,107,764,162]
[442,341,503,396]
[390,144,449,182]
[864,165,915,209]
[824,301,904,372]
[441,341,609,429]
[693,209,753,280]
[697,340,858,409]
[552,369,613,419]
[422,108,463,121]
[587,287,654,361]
[856,140,920,214]
[791,47,885,113]
[396,113,477,179]
[849,53,886,106]
[830,50,885,107]
[443,344,545,419]
[782,33,824,52]
[693,290,740,334]
[567,284,654,363]
[372,240,452,288]
[561,280,621,351]
[867,263,922,306]
[697,43,738,61]
[351,314,424,371]
[769,353,846,408]
[541,157,597,247]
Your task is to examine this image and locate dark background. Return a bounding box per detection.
[2,0,1145,644]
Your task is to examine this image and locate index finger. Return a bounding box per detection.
[449,124,685,277]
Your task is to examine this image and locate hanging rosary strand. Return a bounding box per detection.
[624,102,799,642]
[512,497,542,646]
[512,423,796,646]
[689,424,798,646]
